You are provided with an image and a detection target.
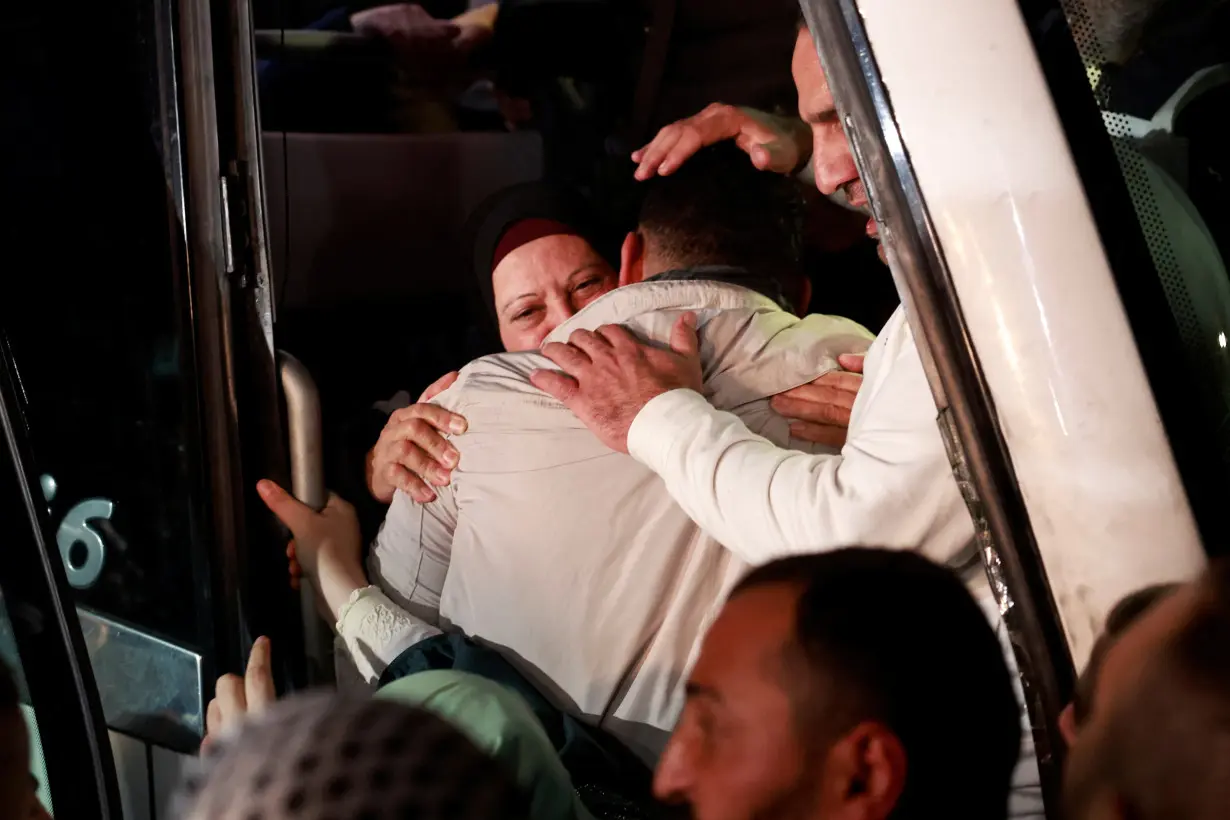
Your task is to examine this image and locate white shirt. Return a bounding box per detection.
[627,304,1043,817]
[336,293,1041,814]
[627,305,975,566]
[347,280,872,761]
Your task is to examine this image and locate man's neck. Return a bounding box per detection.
[642,264,793,312]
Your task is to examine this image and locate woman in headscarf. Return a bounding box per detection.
[361,181,623,508]
[343,178,863,521]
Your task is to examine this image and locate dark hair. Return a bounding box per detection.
[1071,582,1178,724]
[637,143,804,279]
[734,549,1021,820]
[1095,561,1230,820]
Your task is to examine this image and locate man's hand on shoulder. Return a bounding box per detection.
[531,313,703,453]
[770,353,865,448]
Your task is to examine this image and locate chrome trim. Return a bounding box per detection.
[153,0,188,237]
[178,0,247,679]
[278,352,332,684]
[279,352,324,512]
[232,0,278,336]
[800,0,1074,805]
[78,607,204,752]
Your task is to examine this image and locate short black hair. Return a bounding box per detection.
[1071,582,1178,724]
[1096,561,1230,820]
[637,143,804,280]
[734,549,1021,820]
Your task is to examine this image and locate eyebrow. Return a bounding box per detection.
[801,105,839,125]
[499,263,608,315]
[685,681,722,703]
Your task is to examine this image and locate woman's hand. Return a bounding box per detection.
[632,103,812,181]
[202,636,275,753]
[258,481,370,620]
[366,371,467,505]
[770,354,865,448]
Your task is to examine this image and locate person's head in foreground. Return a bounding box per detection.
[468,181,617,352]
[0,660,49,820]
[653,548,1021,820]
[624,143,809,312]
[1058,582,1178,745]
[1063,560,1230,820]
[175,692,530,820]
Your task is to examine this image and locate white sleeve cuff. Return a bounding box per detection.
[627,388,716,471]
[336,586,442,683]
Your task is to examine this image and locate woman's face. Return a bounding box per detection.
[492,234,617,351]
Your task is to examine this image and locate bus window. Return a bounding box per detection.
[1026,0,1230,553]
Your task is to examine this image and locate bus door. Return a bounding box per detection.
[0,0,316,814]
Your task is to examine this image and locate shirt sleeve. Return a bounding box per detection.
[626,331,966,565]
[336,585,442,684]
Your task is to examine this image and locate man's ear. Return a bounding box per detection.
[819,723,907,820]
[619,232,646,286]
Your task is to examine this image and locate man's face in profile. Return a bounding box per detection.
[652,584,821,820]
[792,28,883,261]
[1062,583,1196,819]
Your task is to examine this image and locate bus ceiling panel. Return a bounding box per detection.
[835,0,1206,665]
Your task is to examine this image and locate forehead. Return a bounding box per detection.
[792,29,834,114]
[491,234,603,298]
[692,585,799,684]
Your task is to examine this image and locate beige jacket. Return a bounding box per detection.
[361,279,872,760]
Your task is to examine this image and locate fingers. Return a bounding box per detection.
[594,324,639,351]
[651,130,706,178]
[323,491,356,519]
[789,421,849,449]
[634,128,684,180]
[735,133,775,170]
[837,353,866,374]
[214,673,246,735]
[568,328,615,360]
[389,402,467,437]
[256,480,311,535]
[529,369,580,404]
[770,383,856,427]
[633,104,779,180]
[384,413,461,471]
[771,396,851,428]
[418,370,461,403]
[205,695,223,746]
[388,463,436,503]
[811,369,864,393]
[287,542,302,590]
[540,341,592,376]
[385,439,452,490]
[244,637,276,716]
[669,312,700,358]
